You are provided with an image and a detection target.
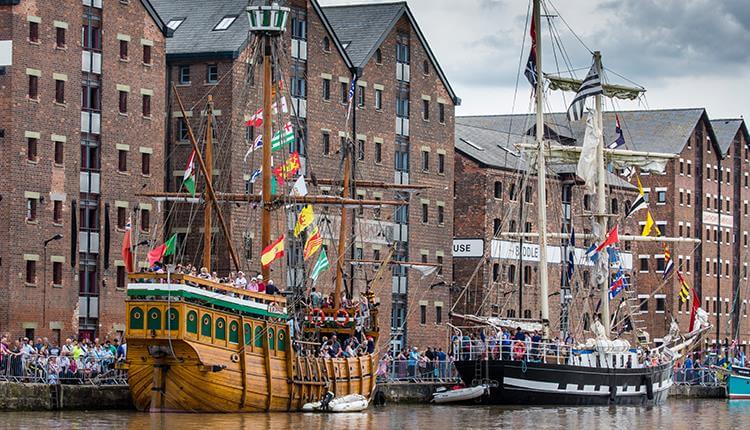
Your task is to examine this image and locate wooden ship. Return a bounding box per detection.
[123,2,400,412]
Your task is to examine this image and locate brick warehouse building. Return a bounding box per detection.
[151,0,459,351]
[453,110,750,350]
[0,0,168,342]
[453,114,641,339]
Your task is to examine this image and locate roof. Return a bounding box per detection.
[140,0,171,36]
[151,0,249,60]
[455,122,635,190]
[458,108,722,157]
[711,119,749,155]
[322,2,459,105]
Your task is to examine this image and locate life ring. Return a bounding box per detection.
[307,308,325,326]
[513,341,526,360]
[335,308,350,327]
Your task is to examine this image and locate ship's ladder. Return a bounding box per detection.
[621,286,652,347]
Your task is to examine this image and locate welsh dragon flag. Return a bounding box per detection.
[182,150,197,196]
[147,234,178,266]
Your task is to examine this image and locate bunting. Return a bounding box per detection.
[609,267,627,299]
[595,226,619,253]
[677,270,691,303]
[662,244,674,280]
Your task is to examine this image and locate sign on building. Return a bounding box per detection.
[453,238,484,258]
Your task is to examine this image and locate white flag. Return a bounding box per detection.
[272,96,288,114]
[290,175,308,197]
[576,109,600,195]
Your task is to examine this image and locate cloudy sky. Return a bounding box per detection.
[321,0,750,120]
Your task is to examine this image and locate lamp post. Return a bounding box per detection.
[42,233,63,327]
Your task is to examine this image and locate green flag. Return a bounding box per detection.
[270,122,295,151]
[310,248,330,284]
[182,150,197,197]
[163,234,178,257]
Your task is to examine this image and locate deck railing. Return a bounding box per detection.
[673,367,725,387]
[0,354,128,385]
[377,359,461,383]
[454,339,573,364]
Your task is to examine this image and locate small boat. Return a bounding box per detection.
[302,393,369,413]
[432,385,488,404]
[728,366,750,400]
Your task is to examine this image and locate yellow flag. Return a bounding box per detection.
[641,211,655,236]
[293,204,314,237]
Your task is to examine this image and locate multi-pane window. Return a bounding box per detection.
[422,99,429,120]
[375,48,382,64]
[29,21,39,43]
[179,66,190,84]
[56,27,66,48]
[143,44,151,64]
[28,75,39,99]
[438,153,445,174]
[82,85,101,111]
[118,150,127,172]
[141,209,150,231]
[142,94,151,117]
[27,137,38,161]
[178,119,189,141]
[421,203,428,223]
[27,198,37,221]
[435,305,442,323]
[420,305,426,324]
[322,78,330,100]
[118,91,127,113]
[291,76,306,98]
[357,86,365,107]
[657,190,667,204]
[55,79,65,103]
[437,205,444,225]
[53,200,63,223]
[291,16,307,40]
[375,141,382,163]
[375,88,383,110]
[117,207,126,229]
[119,40,128,60]
[640,257,649,272]
[340,82,348,103]
[52,261,63,285]
[141,152,151,175]
[206,64,219,83]
[421,150,429,171]
[322,132,330,155]
[357,139,365,161]
[54,140,64,164]
[396,42,410,64]
[26,260,36,284]
[396,97,409,118]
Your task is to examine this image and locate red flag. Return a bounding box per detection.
[121,218,134,273]
[689,288,701,332]
[595,226,619,253]
[147,244,166,267]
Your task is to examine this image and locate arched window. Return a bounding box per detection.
[147,307,161,330]
[611,198,619,214]
[229,321,239,344]
[423,59,430,75]
[166,307,179,331]
[583,313,591,331]
[508,264,516,283]
[186,310,198,334]
[130,307,144,330]
[375,48,382,64]
[201,314,212,337]
[215,317,226,340]
[523,309,532,319]
[322,36,330,52]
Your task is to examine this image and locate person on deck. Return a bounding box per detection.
[310,287,322,308]
[265,280,280,295]
[248,277,259,293]
[234,272,248,289]
[256,275,266,293]
[330,335,342,358]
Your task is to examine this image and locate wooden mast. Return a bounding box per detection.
[593,51,610,335]
[261,36,273,280]
[172,84,240,271]
[334,144,350,309]
[204,96,214,271]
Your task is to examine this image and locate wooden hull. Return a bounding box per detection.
[124,300,376,412]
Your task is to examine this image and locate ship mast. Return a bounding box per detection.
[334,144,350,309]
[260,35,273,281]
[204,96,214,272]
[593,51,610,335]
[533,0,551,339]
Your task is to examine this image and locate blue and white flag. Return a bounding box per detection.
[524,1,538,89]
[607,247,620,266]
[249,168,261,183]
[244,134,263,161]
[608,114,625,149]
[567,61,604,122]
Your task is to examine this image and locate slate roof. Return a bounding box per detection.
[455,121,635,190]
[151,0,250,59]
[322,2,459,104]
[711,119,748,155]
[458,108,722,156]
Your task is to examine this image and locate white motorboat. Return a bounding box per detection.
[432,385,488,404]
[302,393,369,412]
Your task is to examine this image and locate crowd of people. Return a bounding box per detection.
[376,346,455,381]
[147,262,283,296]
[316,334,376,359]
[0,335,126,384]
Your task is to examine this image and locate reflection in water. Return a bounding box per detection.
[1,399,745,430]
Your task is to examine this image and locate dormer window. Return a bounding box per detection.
[213,15,237,31]
[167,18,185,31]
